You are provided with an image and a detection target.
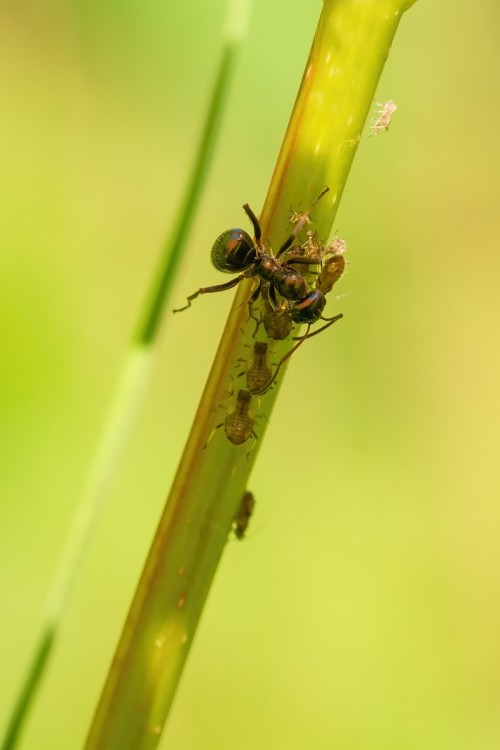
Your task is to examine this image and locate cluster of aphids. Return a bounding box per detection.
[174,187,346,446]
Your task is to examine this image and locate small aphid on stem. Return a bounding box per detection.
[303,230,321,256]
[249,312,343,396]
[319,254,346,295]
[261,296,294,340]
[246,342,273,394]
[289,209,312,228]
[233,491,256,540]
[370,99,397,136]
[173,189,330,322]
[223,389,256,446]
[205,389,257,450]
[327,236,347,256]
[317,236,347,295]
[254,285,293,340]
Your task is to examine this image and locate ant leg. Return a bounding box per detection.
[245,431,259,461]
[266,284,280,311]
[250,312,342,395]
[248,283,261,304]
[242,203,262,243]
[322,311,344,322]
[282,255,321,266]
[248,324,312,395]
[292,312,343,341]
[246,283,263,336]
[276,187,330,258]
[173,275,243,312]
[277,234,294,258]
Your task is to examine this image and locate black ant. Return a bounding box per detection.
[173,189,339,330]
[245,232,347,395]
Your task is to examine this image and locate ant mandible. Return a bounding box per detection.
[173,188,339,329]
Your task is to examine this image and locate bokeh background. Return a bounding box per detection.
[1,1,500,748]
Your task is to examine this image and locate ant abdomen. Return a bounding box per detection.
[290,289,326,324]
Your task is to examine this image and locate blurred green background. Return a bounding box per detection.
[1,1,500,748]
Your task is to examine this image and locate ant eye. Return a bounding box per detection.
[211,229,256,273]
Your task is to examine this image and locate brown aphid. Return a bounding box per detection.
[301,229,322,259]
[225,390,255,445]
[289,209,312,227]
[246,342,272,393]
[319,253,346,294]
[261,290,294,340]
[233,491,256,540]
[250,312,343,396]
[287,188,328,235]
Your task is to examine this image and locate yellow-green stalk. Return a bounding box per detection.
[85,1,418,748]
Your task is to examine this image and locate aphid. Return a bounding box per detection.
[319,253,346,294]
[254,232,347,393]
[282,232,346,296]
[248,313,343,396]
[302,229,322,257]
[233,491,256,540]
[173,189,338,330]
[246,342,273,393]
[289,208,312,228]
[318,238,347,295]
[277,230,322,290]
[370,99,397,135]
[328,237,347,256]
[222,389,256,446]
[261,288,294,340]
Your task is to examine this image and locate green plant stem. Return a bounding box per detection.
[0,4,248,748]
[84,1,417,748]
